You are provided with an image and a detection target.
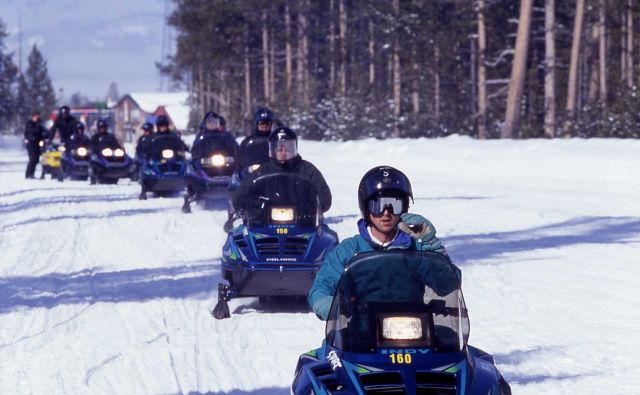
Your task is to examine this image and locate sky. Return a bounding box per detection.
[0,0,176,101]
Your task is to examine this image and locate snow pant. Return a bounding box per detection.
[25,144,40,178]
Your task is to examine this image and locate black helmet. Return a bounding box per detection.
[141,122,154,132]
[202,111,221,131]
[254,107,273,124]
[59,105,70,117]
[155,115,170,129]
[358,166,413,220]
[75,122,85,132]
[96,119,108,131]
[269,127,298,161]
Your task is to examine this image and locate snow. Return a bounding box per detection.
[1,135,639,394]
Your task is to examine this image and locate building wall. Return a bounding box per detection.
[113,97,150,143]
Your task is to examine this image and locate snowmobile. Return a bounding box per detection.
[291,250,511,395]
[61,144,90,180]
[138,134,188,199]
[39,141,64,181]
[212,172,339,319]
[182,133,238,213]
[89,138,133,185]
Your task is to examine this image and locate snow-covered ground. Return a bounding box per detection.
[1,136,639,394]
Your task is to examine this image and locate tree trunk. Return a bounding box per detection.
[565,0,585,131]
[329,0,336,91]
[600,0,608,104]
[262,10,270,103]
[244,33,252,119]
[502,0,534,139]
[392,0,401,124]
[300,0,310,106]
[339,0,347,96]
[544,0,556,138]
[369,19,375,86]
[198,64,204,118]
[434,45,441,124]
[270,30,276,103]
[626,0,633,89]
[411,44,419,114]
[285,3,292,97]
[477,0,488,139]
[587,24,599,104]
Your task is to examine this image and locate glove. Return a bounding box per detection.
[399,213,445,253]
[313,295,333,321]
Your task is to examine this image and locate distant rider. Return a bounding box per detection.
[135,122,154,160]
[308,166,455,320]
[90,119,118,153]
[67,122,91,151]
[49,105,77,146]
[237,107,274,176]
[23,111,47,179]
[229,127,332,231]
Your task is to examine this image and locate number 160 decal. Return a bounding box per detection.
[389,353,412,364]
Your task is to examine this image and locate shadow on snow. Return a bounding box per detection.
[445,216,640,265]
[0,193,137,215]
[0,261,220,314]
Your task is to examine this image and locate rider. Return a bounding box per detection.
[231,126,332,217]
[237,107,274,175]
[49,105,77,146]
[67,122,91,151]
[191,111,238,162]
[90,119,118,152]
[135,122,154,160]
[308,166,455,320]
[23,111,47,179]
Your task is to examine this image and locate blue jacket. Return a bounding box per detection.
[308,218,457,319]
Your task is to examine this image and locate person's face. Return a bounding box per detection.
[31,114,40,122]
[205,118,220,131]
[98,127,107,134]
[158,125,168,133]
[257,121,271,133]
[368,208,400,237]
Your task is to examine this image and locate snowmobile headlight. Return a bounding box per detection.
[161,149,174,159]
[38,140,44,147]
[210,154,225,167]
[271,207,294,222]
[101,148,113,156]
[76,147,88,157]
[59,146,66,152]
[248,164,261,173]
[382,317,423,340]
[114,148,125,158]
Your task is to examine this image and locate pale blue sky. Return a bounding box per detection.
[0,0,176,100]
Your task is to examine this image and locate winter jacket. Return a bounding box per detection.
[23,120,46,145]
[144,132,188,159]
[231,155,332,213]
[191,130,239,164]
[135,133,152,158]
[237,133,270,171]
[90,132,120,153]
[308,218,456,320]
[67,133,91,150]
[49,115,77,144]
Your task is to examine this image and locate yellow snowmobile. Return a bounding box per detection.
[39,141,65,182]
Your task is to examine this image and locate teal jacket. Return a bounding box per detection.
[308,217,458,319]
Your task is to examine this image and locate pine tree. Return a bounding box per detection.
[0,18,18,132]
[21,45,56,121]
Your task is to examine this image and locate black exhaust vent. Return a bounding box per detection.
[359,372,405,394]
[415,372,456,395]
[283,236,309,255]
[232,234,247,249]
[255,236,309,257]
[254,237,280,256]
[312,365,342,392]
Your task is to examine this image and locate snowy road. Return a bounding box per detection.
[1,136,639,394]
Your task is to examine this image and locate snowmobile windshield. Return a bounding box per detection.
[326,251,469,353]
[191,133,237,162]
[148,134,186,160]
[243,173,319,228]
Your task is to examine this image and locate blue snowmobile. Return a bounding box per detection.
[89,137,132,185]
[212,172,339,319]
[61,144,91,180]
[291,250,511,395]
[182,132,239,213]
[138,133,188,200]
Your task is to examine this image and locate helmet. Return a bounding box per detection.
[254,107,273,124]
[75,122,85,132]
[96,119,108,131]
[357,166,413,220]
[269,127,298,161]
[203,111,221,131]
[155,115,170,129]
[59,105,70,117]
[141,122,154,132]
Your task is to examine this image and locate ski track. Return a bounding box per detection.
[1,138,640,394]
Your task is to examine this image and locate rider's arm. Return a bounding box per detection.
[308,237,358,320]
[304,162,332,213]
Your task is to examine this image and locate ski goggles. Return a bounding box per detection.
[368,196,405,217]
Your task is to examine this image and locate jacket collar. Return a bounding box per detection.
[357,218,412,250]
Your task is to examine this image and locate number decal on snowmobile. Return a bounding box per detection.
[276,228,289,235]
[389,353,412,364]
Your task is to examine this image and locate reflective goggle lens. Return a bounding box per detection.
[368,196,404,216]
